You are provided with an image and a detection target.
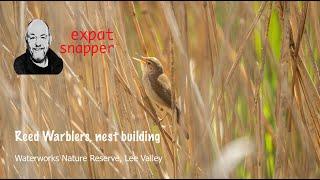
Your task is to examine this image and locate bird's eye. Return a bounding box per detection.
[147,62,151,65]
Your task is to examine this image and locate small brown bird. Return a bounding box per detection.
[132,56,189,139]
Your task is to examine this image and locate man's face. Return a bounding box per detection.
[26,20,51,63]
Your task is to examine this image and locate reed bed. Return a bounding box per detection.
[0,1,320,178]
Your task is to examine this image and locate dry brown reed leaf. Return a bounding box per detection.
[274,2,291,178]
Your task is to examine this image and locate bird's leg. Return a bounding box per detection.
[156,104,164,111]
[155,104,166,122]
[158,112,169,122]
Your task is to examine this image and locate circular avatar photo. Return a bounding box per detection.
[14,19,63,74]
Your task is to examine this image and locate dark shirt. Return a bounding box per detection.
[14,48,63,74]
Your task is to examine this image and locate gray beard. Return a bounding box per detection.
[30,55,48,68]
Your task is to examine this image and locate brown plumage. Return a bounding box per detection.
[132,56,189,139]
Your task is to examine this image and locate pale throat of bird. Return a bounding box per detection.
[141,63,153,75]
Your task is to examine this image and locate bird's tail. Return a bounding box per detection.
[176,106,180,124]
[175,106,189,140]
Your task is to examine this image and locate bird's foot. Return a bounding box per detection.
[158,113,169,123]
[156,104,164,111]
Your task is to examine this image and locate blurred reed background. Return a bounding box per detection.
[0,1,320,178]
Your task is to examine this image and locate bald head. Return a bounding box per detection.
[27,19,49,36]
[25,19,52,63]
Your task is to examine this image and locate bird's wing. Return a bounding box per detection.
[154,74,172,107]
[156,74,181,124]
[157,74,171,90]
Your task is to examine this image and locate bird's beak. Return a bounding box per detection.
[132,57,147,64]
